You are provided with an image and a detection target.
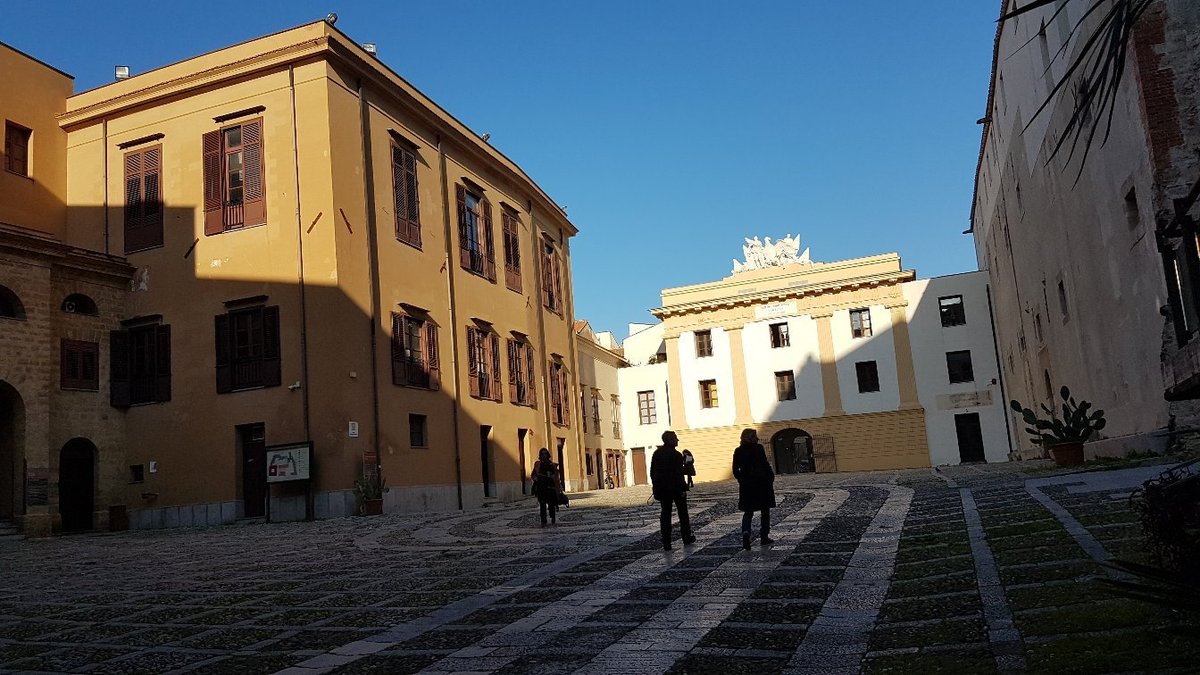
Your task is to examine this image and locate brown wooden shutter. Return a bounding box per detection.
[526,345,537,408]
[390,313,406,386]
[393,147,420,246]
[242,119,266,227]
[503,213,522,292]
[490,332,502,401]
[426,323,440,391]
[560,366,570,426]
[261,305,281,387]
[392,148,407,243]
[142,147,164,249]
[202,131,224,235]
[507,339,518,403]
[110,330,131,407]
[456,185,472,269]
[541,244,553,308]
[123,151,143,252]
[482,200,496,281]
[215,314,232,393]
[155,324,172,402]
[467,327,481,398]
[404,152,420,245]
[552,255,563,313]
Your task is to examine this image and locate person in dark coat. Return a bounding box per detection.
[732,428,776,550]
[650,431,696,551]
[531,448,560,526]
[681,449,696,488]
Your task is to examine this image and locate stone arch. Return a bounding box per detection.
[0,284,26,320]
[61,293,99,316]
[0,380,25,523]
[59,437,97,532]
[770,428,814,475]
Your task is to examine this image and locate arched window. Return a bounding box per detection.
[61,293,99,316]
[0,285,26,320]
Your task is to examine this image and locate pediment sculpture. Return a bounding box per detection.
[732,234,812,274]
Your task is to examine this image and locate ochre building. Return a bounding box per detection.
[1,22,585,534]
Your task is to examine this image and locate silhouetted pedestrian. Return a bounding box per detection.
[651,431,696,550]
[682,449,696,488]
[531,448,559,526]
[733,428,776,550]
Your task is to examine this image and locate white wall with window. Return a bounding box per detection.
[677,328,737,428]
[831,304,901,414]
[903,272,1009,466]
[742,315,823,422]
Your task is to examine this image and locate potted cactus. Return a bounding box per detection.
[353,475,388,516]
[1010,386,1106,467]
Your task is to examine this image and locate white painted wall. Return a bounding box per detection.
[742,315,824,422]
[831,305,901,414]
[616,360,669,485]
[678,328,737,429]
[624,323,665,365]
[904,273,1010,465]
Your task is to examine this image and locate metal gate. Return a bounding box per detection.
[812,435,838,473]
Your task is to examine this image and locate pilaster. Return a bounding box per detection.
[664,335,688,430]
[888,302,922,409]
[725,327,754,425]
[814,312,845,417]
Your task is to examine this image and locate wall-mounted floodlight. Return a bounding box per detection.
[115,65,130,80]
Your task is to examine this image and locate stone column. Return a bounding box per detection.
[663,335,688,429]
[814,312,845,417]
[889,302,922,410]
[725,326,754,425]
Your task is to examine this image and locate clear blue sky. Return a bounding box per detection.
[5,1,997,338]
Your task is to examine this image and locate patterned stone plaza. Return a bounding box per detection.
[1,463,1197,674]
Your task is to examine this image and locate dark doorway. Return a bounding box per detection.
[59,438,96,531]
[518,429,529,495]
[239,423,266,518]
[480,425,494,497]
[556,438,566,489]
[0,381,23,522]
[770,429,813,475]
[631,447,647,485]
[955,413,986,463]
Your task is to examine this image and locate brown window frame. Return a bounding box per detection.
[611,395,622,438]
[774,370,796,401]
[391,144,421,248]
[507,338,536,406]
[947,350,975,384]
[542,239,563,314]
[694,330,713,357]
[61,339,100,391]
[4,121,31,176]
[466,326,502,401]
[550,360,569,426]
[215,305,281,393]
[850,308,872,338]
[855,360,880,393]
[699,379,718,408]
[591,388,602,433]
[409,413,428,448]
[502,207,522,292]
[110,324,172,406]
[637,390,657,425]
[391,313,440,390]
[456,185,496,280]
[203,117,266,236]
[123,145,164,253]
[769,322,790,348]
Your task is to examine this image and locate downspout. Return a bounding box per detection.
[102,118,109,255]
[986,284,1015,458]
[289,65,312,443]
[529,205,554,452]
[562,236,586,491]
[438,134,464,510]
[357,79,384,485]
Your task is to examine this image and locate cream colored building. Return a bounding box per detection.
[574,321,629,489]
[618,244,1009,481]
[1,22,588,533]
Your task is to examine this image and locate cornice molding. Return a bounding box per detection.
[651,270,913,320]
[0,227,134,283]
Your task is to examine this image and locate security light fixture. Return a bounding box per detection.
[362,42,377,55]
[115,65,129,80]
[325,12,338,25]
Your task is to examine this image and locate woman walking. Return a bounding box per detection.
[732,428,776,550]
[531,448,560,526]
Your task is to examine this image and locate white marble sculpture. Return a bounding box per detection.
[732,234,812,273]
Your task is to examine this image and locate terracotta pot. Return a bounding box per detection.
[1049,442,1085,467]
[363,498,384,516]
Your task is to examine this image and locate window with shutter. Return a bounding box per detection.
[507,339,520,403]
[699,380,719,408]
[4,121,31,176]
[123,145,164,253]
[850,308,872,338]
[774,370,796,401]
[549,360,563,425]
[525,343,537,408]
[215,304,281,392]
[637,390,656,425]
[490,331,502,401]
[391,145,421,248]
[502,209,522,292]
[482,199,496,281]
[542,240,562,313]
[391,312,438,390]
[202,118,265,236]
[458,185,489,276]
[109,323,171,406]
[426,322,440,391]
[695,330,713,357]
[61,339,100,391]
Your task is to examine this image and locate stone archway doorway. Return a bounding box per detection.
[770,428,814,475]
[59,438,97,532]
[0,381,25,523]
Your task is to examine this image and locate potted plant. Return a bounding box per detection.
[353,475,388,516]
[1011,386,1106,467]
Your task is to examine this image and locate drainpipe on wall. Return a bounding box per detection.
[562,238,586,491]
[530,206,554,458]
[289,65,314,520]
[986,284,1015,458]
[357,79,384,486]
[437,134,464,510]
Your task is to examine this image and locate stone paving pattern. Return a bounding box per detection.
[1,463,1198,674]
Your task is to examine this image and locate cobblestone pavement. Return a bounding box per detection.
[2,462,1197,675]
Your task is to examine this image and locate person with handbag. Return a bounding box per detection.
[650,431,696,551]
[732,428,776,550]
[681,449,696,488]
[531,448,560,526]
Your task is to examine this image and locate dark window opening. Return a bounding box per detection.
[61,293,98,316]
[410,414,428,448]
[457,185,495,279]
[502,208,522,292]
[856,361,880,393]
[0,285,27,320]
[938,295,966,327]
[775,370,796,401]
[215,305,280,393]
[947,350,975,384]
[61,339,100,391]
[111,323,172,406]
[4,121,31,176]
[769,322,790,348]
[695,330,713,357]
[129,464,145,484]
[391,313,440,390]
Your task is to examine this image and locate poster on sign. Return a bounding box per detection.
[265,442,312,483]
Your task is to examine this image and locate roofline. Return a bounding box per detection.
[968,0,1010,233]
[0,41,74,80]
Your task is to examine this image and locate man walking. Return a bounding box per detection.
[650,430,696,551]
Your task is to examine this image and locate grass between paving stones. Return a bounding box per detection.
[878,593,983,623]
[869,617,987,650]
[5,647,134,673]
[862,648,996,674]
[766,566,844,583]
[887,573,976,598]
[985,530,1068,551]
[892,555,974,580]
[983,519,1062,539]
[120,625,208,646]
[1027,626,1200,673]
[89,649,213,674]
[998,560,1097,585]
[697,626,805,650]
[1005,580,1116,612]
[750,582,835,600]
[187,653,306,675]
[181,627,280,649]
[992,545,1089,566]
[727,600,821,624]
[899,530,968,547]
[781,551,855,566]
[1014,598,1173,636]
[191,606,272,625]
[666,654,789,675]
[494,587,578,605]
[895,540,971,564]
